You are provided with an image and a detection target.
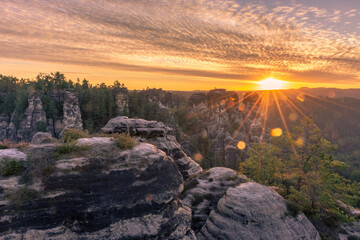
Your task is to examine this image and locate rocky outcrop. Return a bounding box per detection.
[0,149,27,161]
[0,90,83,142]
[30,132,54,144]
[16,93,47,142]
[0,141,194,239]
[112,87,129,115]
[102,117,202,180]
[149,135,202,179]
[62,91,83,130]
[339,221,360,240]
[102,116,172,138]
[181,168,248,232]
[197,182,321,240]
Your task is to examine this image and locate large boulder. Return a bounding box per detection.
[102,116,171,138]
[181,167,248,232]
[0,141,194,239]
[197,182,321,240]
[30,132,54,144]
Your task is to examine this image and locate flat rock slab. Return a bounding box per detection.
[0,149,27,161]
[101,116,171,137]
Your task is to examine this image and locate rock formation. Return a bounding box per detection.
[197,182,321,240]
[0,90,83,142]
[0,116,350,240]
[181,167,248,232]
[0,140,195,239]
[112,87,129,115]
[16,93,47,142]
[102,116,202,179]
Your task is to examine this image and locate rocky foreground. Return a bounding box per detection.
[0,117,359,239]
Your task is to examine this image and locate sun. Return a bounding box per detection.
[258,77,287,90]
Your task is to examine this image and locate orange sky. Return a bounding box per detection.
[1,0,359,91]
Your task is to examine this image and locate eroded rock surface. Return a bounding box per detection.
[102,117,202,180]
[31,132,54,144]
[149,135,202,179]
[102,116,171,138]
[181,167,248,232]
[0,141,194,239]
[197,182,321,240]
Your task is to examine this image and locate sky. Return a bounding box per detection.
[0,0,359,90]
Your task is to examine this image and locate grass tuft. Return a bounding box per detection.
[0,158,24,176]
[62,128,89,143]
[7,186,39,205]
[113,133,135,150]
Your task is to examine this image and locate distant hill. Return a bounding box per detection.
[295,87,360,99]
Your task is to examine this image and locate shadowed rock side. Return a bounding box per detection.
[197,182,321,240]
[102,117,202,179]
[180,167,248,233]
[0,141,195,239]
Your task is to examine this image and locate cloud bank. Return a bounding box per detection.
[0,0,359,88]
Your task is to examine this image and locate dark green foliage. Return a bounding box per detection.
[128,90,173,124]
[61,128,89,143]
[41,94,61,120]
[240,118,360,223]
[113,134,135,150]
[36,121,48,132]
[0,144,9,149]
[266,93,360,182]
[78,80,118,133]
[7,186,39,205]
[0,158,24,176]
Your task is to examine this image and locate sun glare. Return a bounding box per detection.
[258,77,287,90]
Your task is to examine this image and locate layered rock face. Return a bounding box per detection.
[197,182,321,240]
[0,141,195,239]
[16,93,47,141]
[181,167,248,232]
[102,117,202,179]
[0,116,328,239]
[186,90,263,169]
[0,91,83,142]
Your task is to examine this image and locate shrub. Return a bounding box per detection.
[23,154,57,183]
[36,121,47,132]
[62,128,89,143]
[0,158,24,176]
[56,142,88,155]
[0,140,13,149]
[0,144,9,149]
[16,142,30,150]
[113,133,135,150]
[7,186,39,205]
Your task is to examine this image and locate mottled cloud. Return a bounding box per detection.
[0,0,360,88]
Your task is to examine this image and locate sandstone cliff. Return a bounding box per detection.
[0,117,336,239]
[0,90,83,142]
